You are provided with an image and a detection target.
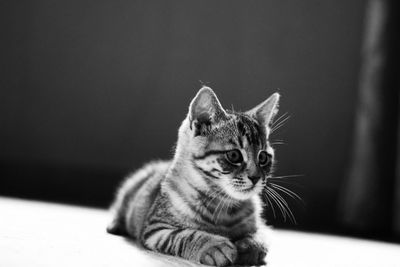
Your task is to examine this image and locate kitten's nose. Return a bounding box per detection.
[248,176,261,185]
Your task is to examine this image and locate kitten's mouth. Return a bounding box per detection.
[235,185,255,193]
[228,184,259,200]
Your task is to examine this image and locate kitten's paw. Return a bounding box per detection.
[235,237,267,266]
[200,240,237,266]
[106,219,126,236]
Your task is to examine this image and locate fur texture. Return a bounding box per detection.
[107,87,280,266]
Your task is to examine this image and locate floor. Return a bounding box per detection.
[1,197,400,267]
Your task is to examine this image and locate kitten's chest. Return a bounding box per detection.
[195,202,258,240]
[201,214,257,240]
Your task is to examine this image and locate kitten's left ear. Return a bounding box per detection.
[188,86,227,134]
[246,92,280,133]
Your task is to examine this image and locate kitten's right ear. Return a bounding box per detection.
[188,86,227,135]
[246,92,280,135]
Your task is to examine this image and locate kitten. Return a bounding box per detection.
[107,86,280,266]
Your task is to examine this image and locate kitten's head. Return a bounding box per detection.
[176,86,280,201]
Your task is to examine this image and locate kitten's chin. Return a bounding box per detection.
[225,186,260,201]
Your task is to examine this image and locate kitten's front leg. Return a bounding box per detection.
[141,226,237,266]
[234,235,268,266]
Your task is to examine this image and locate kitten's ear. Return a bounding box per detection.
[246,92,280,131]
[188,87,227,133]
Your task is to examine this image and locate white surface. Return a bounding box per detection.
[1,197,399,267]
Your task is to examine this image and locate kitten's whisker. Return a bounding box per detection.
[270,142,285,146]
[207,188,224,204]
[262,191,276,219]
[271,112,290,128]
[271,115,291,133]
[271,122,288,134]
[269,179,302,186]
[217,195,230,224]
[204,187,224,211]
[270,138,285,144]
[267,188,290,222]
[271,112,288,128]
[271,113,290,129]
[218,194,231,223]
[269,187,297,224]
[212,194,226,222]
[270,174,304,179]
[265,188,287,221]
[270,183,303,202]
[215,195,226,223]
[269,187,294,220]
[266,189,287,221]
[210,196,220,221]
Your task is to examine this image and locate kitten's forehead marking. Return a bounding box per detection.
[235,114,264,148]
[239,137,257,164]
[240,146,248,163]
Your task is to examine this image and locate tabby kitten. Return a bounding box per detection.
[107,87,280,266]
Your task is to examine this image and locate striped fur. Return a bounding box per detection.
[107,87,280,266]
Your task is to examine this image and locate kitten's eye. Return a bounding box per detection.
[258,151,271,166]
[226,149,243,165]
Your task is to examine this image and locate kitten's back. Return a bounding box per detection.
[107,160,171,238]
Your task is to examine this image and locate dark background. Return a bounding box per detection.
[1,1,366,235]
